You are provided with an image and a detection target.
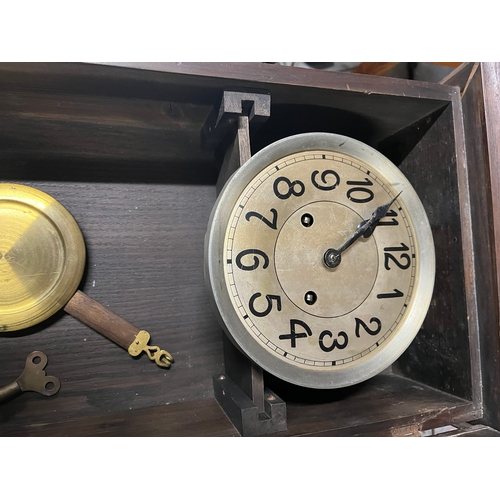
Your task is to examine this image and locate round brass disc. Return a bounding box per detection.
[0,183,86,332]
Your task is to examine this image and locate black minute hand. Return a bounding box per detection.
[323,191,402,269]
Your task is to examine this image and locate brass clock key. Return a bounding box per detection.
[0,351,60,404]
[205,133,435,389]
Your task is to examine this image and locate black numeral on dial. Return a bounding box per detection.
[355,317,382,337]
[311,169,340,191]
[384,243,411,270]
[319,330,348,352]
[235,249,269,271]
[377,289,404,299]
[346,178,374,203]
[245,208,278,229]
[377,208,399,226]
[279,319,312,348]
[273,177,305,200]
[248,293,282,317]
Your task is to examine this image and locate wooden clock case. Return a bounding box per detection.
[0,62,499,437]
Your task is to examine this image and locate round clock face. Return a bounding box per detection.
[205,133,435,389]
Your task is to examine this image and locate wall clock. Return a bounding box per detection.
[205,132,435,389]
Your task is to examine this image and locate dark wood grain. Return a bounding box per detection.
[270,373,475,437]
[0,100,214,166]
[2,374,475,437]
[0,62,453,161]
[2,398,239,436]
[98,62,454,101]
[482,62,500,319]
[478,62,500,429]
[381,104,473,400]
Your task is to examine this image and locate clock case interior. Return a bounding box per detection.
[0,62,497,437]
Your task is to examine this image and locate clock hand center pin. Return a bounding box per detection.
[323,191,402,269]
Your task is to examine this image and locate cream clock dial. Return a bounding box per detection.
[205,133,435,389]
